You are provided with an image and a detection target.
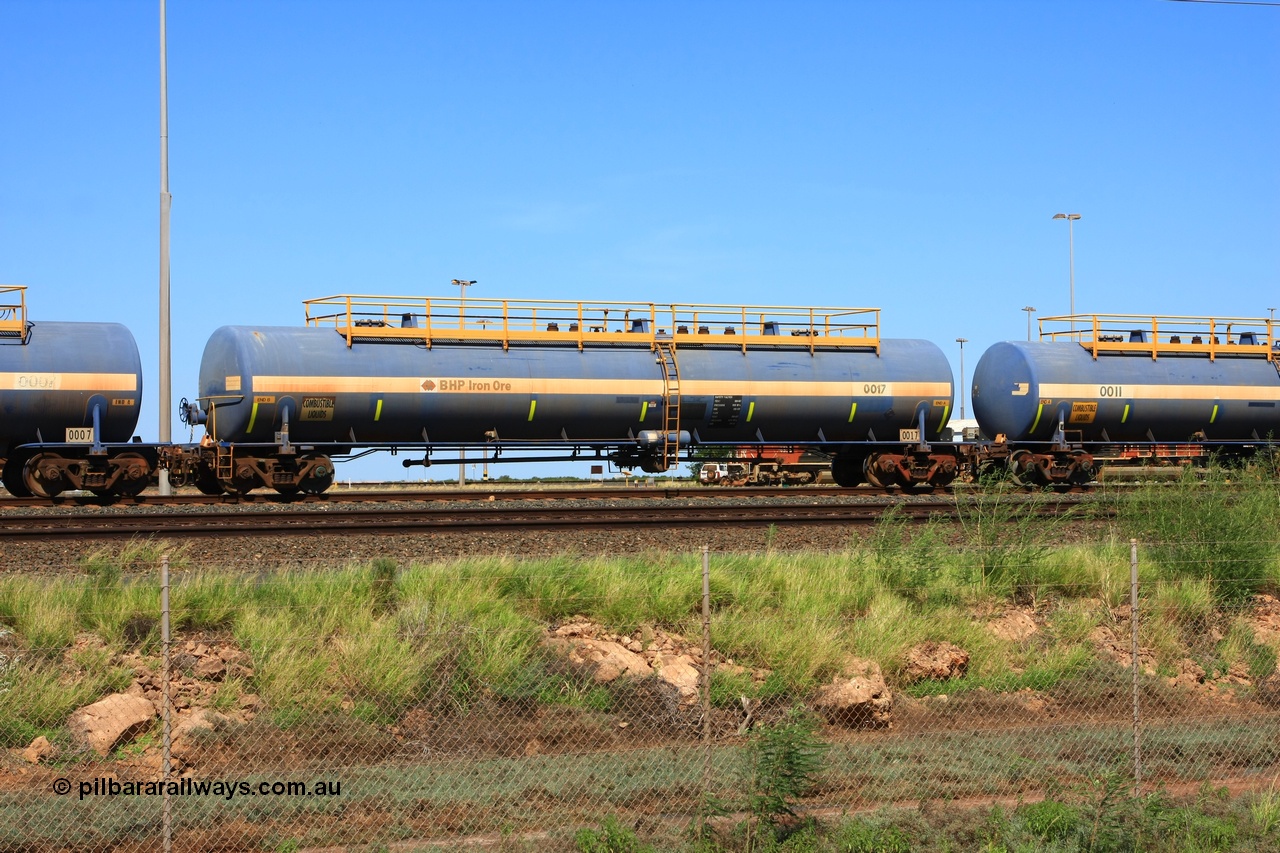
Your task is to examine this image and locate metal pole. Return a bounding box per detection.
[1053,214,1081,339]
[955,338,968,420]
[161,553,172,852]
[700,546,712,802]
[158,0,172,495]
[1130,539,1141,796]
[1068,216,1076,335]
[1023,306,1035,342]
[451,280,475,487]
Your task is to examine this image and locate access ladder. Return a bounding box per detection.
[655,341,682,471]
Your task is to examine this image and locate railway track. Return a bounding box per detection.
[0,481,1111,510]
[0,484,861,508]
[0,496,1089,542]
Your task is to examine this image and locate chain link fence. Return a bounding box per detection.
[3,534,1280,851]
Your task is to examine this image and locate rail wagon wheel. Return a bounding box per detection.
[299,455,335,495]
[830,454,865,488]
[1067,450,1095,486]
[863,453,901,489]
[863,462,887,488]
[194,465,224,496]
[220,463,260,495]
[110,452,151,497]
[1008,450,1046,487]
[2,454,33,497]
[23,453,70,498]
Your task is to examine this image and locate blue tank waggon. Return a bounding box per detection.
[186,295,958,493]
[0,286,148,497]
[972,313,1280,484]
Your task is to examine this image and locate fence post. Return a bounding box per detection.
[701,546,712,797]
[161,553,172,853]
[1130,539,1141,796]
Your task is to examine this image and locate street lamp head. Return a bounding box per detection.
[956,337,968,345]
[1053,213,1081,221]
[1022,306,1035,312]
[451,279,477,287]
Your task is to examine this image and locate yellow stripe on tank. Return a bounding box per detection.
[1037,383,1280,402]
[247,400,260,433]
[250,375,953,399]
[640,401,648,422]
[1211,404,1219,424]
[848,402,857,423]
[528,399,537,421]
[1030,402,1045,434]
[746,401,755,422]
[1121,404,1130,423]
[0,372,138,391]
[374,399,383,421]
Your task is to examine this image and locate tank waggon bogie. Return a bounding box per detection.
[10,446,157,498]
[861,445,963,489]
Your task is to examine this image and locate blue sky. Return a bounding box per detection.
[2,1,1277,480]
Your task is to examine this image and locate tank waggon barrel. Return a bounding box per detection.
[0,286,150,498]
[972,313,1280,485]
[186,295,959,494]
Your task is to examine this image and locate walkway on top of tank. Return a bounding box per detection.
[0,285,28,338]
[304,294,884,354]
[1037,312,1278,362]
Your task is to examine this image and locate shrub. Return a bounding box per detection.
[1118,464,1280,602]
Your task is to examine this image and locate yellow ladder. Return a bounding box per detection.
[215,446,234,482]
[655,341,681,470]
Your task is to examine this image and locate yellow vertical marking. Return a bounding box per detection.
[847,401,857,423]
[640,401,648,422]
[1030,402,1045,434]
[247,400,260,433]
[746,401,755,422]
[1210,404,1218,424]
[940,404,950,427]
[374,399,383,421]
[528,399,537,421]
[1121,404,1130,424]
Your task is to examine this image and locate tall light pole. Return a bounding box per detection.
[1022,306,1036,342]
[158,0,172,495]
[451,279,476,486]
[955,338,969,420]
[1052,213,1081,337]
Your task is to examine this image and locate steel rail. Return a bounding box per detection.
[0,497,1088,542]
[0,484,925,509]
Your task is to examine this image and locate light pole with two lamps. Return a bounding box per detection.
[955,338,969,420]
[1052,213,1081,336]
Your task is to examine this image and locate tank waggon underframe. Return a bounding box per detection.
[2,443,157,499]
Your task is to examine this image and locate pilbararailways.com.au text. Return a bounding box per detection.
[57,777,342,801]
